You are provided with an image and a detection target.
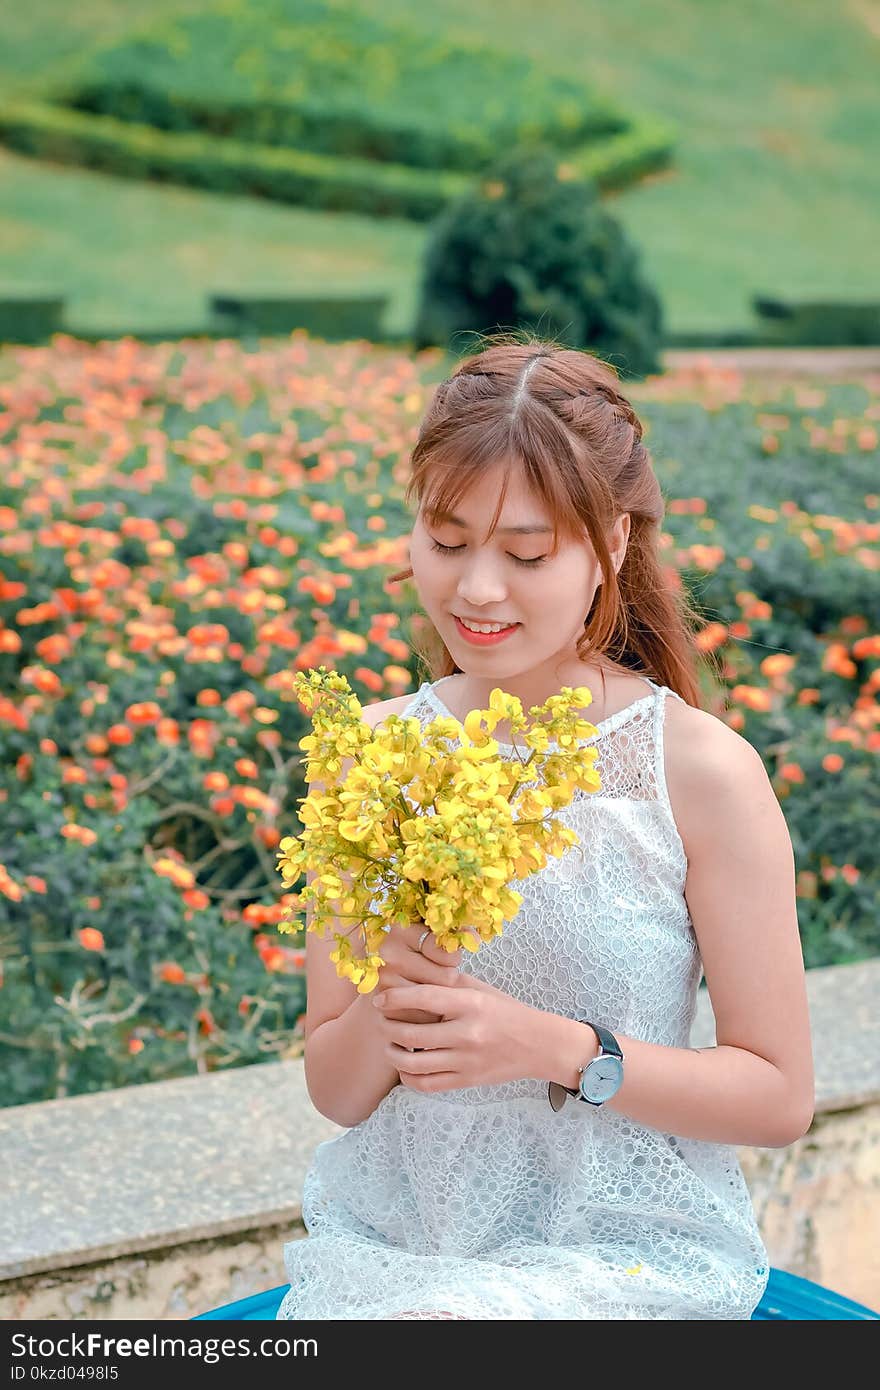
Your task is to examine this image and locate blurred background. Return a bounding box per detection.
[1,0,878,349]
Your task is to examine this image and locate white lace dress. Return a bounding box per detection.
[277,675,771,1320]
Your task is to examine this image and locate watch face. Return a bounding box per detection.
[579,1054,623,1103]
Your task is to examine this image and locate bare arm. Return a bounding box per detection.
[534,714,815,1147]
[306,993,402,1129]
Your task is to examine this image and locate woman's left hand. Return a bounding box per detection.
[372,972,545,1092]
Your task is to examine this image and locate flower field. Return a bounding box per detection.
[0,332,877,1107]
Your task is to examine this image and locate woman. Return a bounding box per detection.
[277,337,814,1319]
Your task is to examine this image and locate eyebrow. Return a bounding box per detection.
[428,510,553,536]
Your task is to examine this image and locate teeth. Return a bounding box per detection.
[459,619,515,634]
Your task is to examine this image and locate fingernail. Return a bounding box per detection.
[373,995,386,1007]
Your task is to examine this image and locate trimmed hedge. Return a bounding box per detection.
[57,0,636,174]
[0,99,676,221]
[209,294,389,339]
[0,99,464,220]
[0,296,64,344]
[753,296,880,347]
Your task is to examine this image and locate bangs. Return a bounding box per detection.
[416,458,587,558]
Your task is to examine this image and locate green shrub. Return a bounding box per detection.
[0,99,463,221]
[0,98,673,225]
[0,296,64,344]
[209,293,389,340]
[57,0,634,174]
[753,295,880,347]
[412,145,665,378]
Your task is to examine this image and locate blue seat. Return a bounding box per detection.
[193,1268,880,1320]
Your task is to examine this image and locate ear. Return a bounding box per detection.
[611,512,631,574]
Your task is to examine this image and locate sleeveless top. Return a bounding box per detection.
[277,675,771,1320]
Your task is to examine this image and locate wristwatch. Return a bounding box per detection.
[547,1020,625,1111]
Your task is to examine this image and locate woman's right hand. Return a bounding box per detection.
[371,921,465,1024]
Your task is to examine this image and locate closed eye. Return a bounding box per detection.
[429,539,548,568]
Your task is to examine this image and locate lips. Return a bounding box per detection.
[454,615,518,627]
[453,615,520,646]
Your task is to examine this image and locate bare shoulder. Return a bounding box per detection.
[360,691,419,731]
[663,695,772,859]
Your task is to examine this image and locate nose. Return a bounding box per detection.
[454,552,510,608]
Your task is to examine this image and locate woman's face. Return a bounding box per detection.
[408,463,630,694]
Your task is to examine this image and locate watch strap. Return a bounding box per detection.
[547,1020,622,1111]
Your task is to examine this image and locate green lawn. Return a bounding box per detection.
[1,0,878,337]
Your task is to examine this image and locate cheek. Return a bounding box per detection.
[408,538,445,595]
[545,562,594,611]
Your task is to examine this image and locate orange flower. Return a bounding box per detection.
[61,824,98,846]
[126,701,161,725]
[259,946,286,972]
[158,962,186,984]
[30,668,63,696]
[730,684,773,712]
[182,888,209,910]
[153,858,196,890]
[695,622,728,653]
[761,654,796,679]
[78,927,105,951]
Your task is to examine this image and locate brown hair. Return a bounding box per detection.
[387,332,717,709]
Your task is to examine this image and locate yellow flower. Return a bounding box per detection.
[276,666,605,988]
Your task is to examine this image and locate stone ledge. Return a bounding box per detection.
[1,1061,341,1282]
[2,957,877,1286]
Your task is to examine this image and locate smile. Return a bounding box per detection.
[453,615,520,645]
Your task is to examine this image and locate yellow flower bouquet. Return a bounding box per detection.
[275,665,603,992]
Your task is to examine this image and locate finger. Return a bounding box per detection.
[386,1042,458,1072]
[411,943,463,975]
[417,933,464,960]
[378,1016,451,1050]
[402,959,464,989]
[377,984,460,1016]
[376,961,458,995]
[398,1069,459,1094]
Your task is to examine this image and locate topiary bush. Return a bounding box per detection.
[412,144,665,379]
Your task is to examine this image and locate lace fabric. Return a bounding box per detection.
[277,677,771,1319]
